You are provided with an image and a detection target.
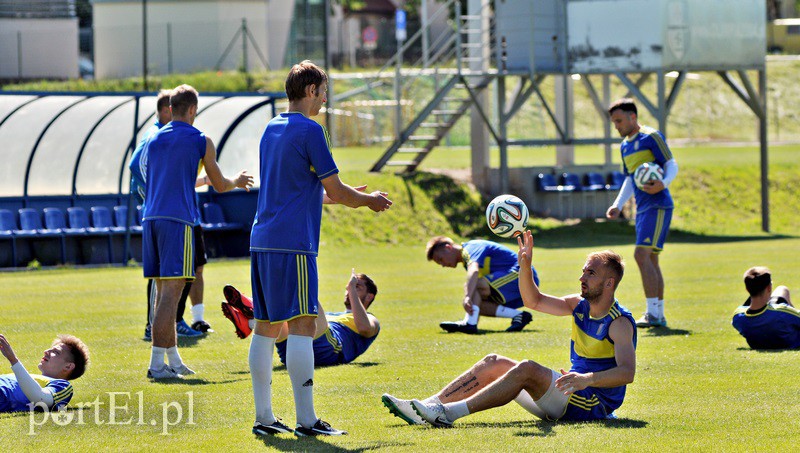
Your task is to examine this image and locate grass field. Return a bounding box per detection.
[1,142,798,450]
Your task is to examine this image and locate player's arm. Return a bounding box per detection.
[202,137,254,193]
[463,262,482,313]
[320,174,392,212]
[347,269,380,338]
[555,316,635,394]
[607,176,634,219]
[0,335,55,409]
[641,159,677,194]
[323,185,367,204]
[516,231,577,316]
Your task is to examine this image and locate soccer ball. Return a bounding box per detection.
[486,194,529,238]
[632,162,665,189]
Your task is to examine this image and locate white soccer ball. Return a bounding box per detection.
[632,162,665,189]
[486,194,529,238]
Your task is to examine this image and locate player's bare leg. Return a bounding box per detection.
[148,279,189,379]
[635,247,666,327]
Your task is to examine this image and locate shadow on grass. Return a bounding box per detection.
[527,219,795,249]
[438,328,542,336]
[736,347,800,353]
[256,434,410,451]
[640,327,692,337]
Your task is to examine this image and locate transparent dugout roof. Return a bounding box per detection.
[0,92,284,198]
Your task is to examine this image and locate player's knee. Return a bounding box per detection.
[774,285,791,300]
[480,353,514,368]
[634,247,652,262]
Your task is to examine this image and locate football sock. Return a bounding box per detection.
[657,299,665,319]
[646,297,659,316]
[443,401,470,422]
[149,346,166,370]
[166,346,183,368]
[462,305,480,325]
[249,334,276,424]
[423,395,442,406]
[191,304,204,323]
[494,305,522,319]
[248,319,256,329]
[286,335,317,428]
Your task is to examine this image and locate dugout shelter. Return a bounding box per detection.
[0,90,285,268]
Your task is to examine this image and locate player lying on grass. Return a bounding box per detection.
[0,334,89,413]
[425,236,539,334]
[384,232,636,426]
[732,266,799,349]
[221,270,380,367]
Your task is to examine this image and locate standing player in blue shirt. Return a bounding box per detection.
[0,334,89,413]
[425,236,540,334]
[606,99,679,328]
[248,60,392,438]
[142,85,253,380]
[383,233,636,427]
[732,266,799,349]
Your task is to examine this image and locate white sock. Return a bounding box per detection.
[657,299,665,319]
[248,319,256,329]
[423,395,442,406]
[646,297,659,316]
[249,334,276,425]
[286,334,317,428]
[494,305,522,319]
[166,346,183,368]
[462,305,480,325]
[149,346,166,370]
[443,401,470,422]
[191,304,204,323]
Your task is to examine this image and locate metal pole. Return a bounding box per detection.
[17,31,22,79]
[142,0,148,90]
[421,0,429,68]
[603,74,611,165]
[759,69,769,232]
[324,0,333,140]
[241,18,248,73]
[498,74,508,193]
[167,22,173,74]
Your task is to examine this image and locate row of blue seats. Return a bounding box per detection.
[0,203,242,267]
[537,171,626,193]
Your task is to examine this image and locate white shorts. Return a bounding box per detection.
[514,368,570,420]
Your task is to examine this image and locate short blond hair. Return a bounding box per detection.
[55,334,89,380]
[426,236,454,261]
[170,84,199,116]
[587,250,625,289]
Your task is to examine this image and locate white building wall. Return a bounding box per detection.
[0,18,79,79]
[93,0,282,79]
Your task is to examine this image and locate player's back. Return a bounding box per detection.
[142,121,205,225]
[732,304,800,349]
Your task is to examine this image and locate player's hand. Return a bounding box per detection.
[367,191,392,212]
[641,180,664,194]
[517,230,533,268]
[349,268,358,288]
[353,185,367,193]
[462,296,473,314]
[555,369,591,395]
[606,206,620,219]
[234,170,255,191]
[0,334,19,365]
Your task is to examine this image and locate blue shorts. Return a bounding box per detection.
[561,388,615,421]
[486,267,539,309]
[250,252,319,323]
[635,208,672,253]
[142,220,195,279]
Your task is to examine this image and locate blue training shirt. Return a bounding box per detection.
[129,121,163,204]
[732,298,800,349]
[141,121,206,225]
[620,125,674,213]
[250,112,338,255]
[275,311,379,366]
[461,240,539,286]
[0,374,73,413]
[569,299,637,414]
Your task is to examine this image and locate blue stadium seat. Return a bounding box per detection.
[560,173,582,192]
[68,206,113,264]
[607,171,626,190]
[92,206,125,233]
[536,173,561,192]
[19,208,65,264]
[113,205,142,233]
[202,202,243,231]
[0,209,18,267]
[583,172,607,191]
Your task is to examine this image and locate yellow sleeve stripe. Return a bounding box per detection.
[52,385,74,404]
[769,305,800,318]
[646,130,673,160]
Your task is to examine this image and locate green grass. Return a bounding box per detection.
[1,237,798,451]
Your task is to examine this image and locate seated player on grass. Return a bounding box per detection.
[383,233,636,426]
[732,266,799,350]
[221,270,380,366]
[425,236,539,334]
[0,334,89,413]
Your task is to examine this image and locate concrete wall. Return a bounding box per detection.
[0,18,79,79]
[93,0,282,79]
